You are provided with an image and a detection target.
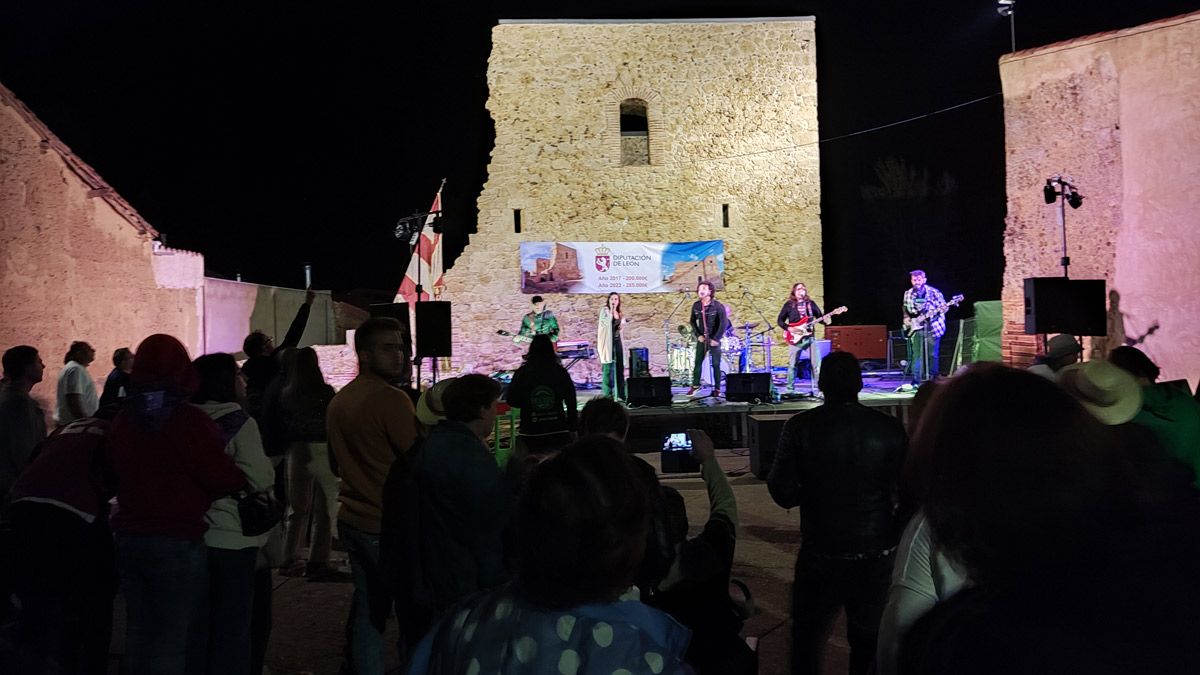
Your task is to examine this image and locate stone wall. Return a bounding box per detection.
[999,12,1200,389]
[0,85,205,412]
[441,18,822,375]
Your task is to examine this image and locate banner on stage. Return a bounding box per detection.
[519,240,725,294]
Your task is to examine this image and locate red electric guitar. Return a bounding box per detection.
[785,306,848,347]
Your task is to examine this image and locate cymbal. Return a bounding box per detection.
[735,322,759,330]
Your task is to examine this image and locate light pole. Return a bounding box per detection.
[997,0,1016,53]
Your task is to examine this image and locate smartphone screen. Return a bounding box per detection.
[662,432,693,453]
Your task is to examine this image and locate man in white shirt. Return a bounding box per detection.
[56,341,98,425]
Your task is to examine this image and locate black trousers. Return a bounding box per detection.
[692,341,723,390]
[791,549,894,675]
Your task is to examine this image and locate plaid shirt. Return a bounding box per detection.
[903,284,948,338]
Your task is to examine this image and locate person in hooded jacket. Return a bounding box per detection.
[107,334,247,675]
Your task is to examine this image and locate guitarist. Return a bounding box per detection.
[777,282,827,393]
[901,269,947,385]
[517,295,560,345]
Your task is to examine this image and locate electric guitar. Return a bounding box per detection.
[905,294,965,337]
[785,306,849,346]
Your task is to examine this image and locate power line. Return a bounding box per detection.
[663,92,1002,166]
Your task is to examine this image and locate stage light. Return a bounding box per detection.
[997,0,1016,52]
[1044,181,1057,204]
[1067,190,1083,209]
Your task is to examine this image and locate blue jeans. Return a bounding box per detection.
[116,534,207,675]
[187,546,258,675]
[907,330,941,384]
[339,521,394,675]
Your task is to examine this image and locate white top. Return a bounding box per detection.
[1027,363,1058,381]
[55,360,99,425]
[876,511,970,675]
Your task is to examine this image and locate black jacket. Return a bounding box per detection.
[689,300,729,342]
[776,299,823,331]
[768,401,907,555]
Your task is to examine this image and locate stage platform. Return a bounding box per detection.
[574,371,917,454]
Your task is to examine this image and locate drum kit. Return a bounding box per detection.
[666,322,775,385]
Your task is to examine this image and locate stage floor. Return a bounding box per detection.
[571,370,918,453]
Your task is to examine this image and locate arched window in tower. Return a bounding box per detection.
[620,98,649,166]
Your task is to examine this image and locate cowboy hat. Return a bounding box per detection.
[1057,360,1142,426]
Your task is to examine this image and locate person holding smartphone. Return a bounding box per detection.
[649,429,756,674]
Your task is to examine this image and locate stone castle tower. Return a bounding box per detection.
[440,17,822,376]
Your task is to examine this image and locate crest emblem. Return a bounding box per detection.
[594,246,612,273]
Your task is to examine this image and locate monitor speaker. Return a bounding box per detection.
[627,376,673,407]
[1023,278,1106,336]
[415,301,452,358]
[629,348,650,378]
[725,373,772,402]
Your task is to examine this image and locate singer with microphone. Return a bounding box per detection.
[688,280,729,396]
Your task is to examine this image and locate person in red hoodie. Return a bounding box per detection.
[107,334,247,675]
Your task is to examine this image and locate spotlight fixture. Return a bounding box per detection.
[997,0,1016,52]
[1042,174,1086,278]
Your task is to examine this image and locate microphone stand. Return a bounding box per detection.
[740,290,777,377]
[393,207,443,387]
[664,290,692,383]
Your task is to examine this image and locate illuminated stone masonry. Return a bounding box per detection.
[440,17,823,376]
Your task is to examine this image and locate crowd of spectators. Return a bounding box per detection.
[2,305,1199,675]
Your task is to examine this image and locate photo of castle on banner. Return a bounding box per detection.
[519,240,725,294]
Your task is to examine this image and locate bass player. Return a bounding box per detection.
[902,269,948,385]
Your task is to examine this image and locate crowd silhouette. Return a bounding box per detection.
[2,303,1199,674]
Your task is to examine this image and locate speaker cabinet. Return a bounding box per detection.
[748,414,791,479]
[725,373,772,403]
[826,325,888,359]
[1023,278,1106,336]
[628,376,673,407]
[415,301,452,358]
[629,347,650,378]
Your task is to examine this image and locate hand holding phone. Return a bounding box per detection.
[686,429,715,462]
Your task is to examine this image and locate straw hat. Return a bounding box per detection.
[1057,360,1142,426]
[416,377,457,426]
[1046,334,1083,360]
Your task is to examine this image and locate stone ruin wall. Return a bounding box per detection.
[439,18,822,378]
[999,11,1200,389]
[0,92,204,413]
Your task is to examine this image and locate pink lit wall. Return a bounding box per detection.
[999,12,1200,390]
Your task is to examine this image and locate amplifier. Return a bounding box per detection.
[826,325,888,359]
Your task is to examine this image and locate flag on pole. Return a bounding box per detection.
[395,180,445,304]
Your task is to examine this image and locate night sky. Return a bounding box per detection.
[2,1,1195,328]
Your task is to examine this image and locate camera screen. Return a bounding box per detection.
[662,432,692,453]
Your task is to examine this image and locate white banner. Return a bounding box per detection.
[520,240,725,294]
